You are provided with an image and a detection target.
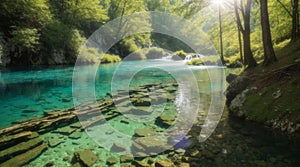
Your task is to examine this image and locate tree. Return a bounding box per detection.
[48,0,109,36]
[291,0,299,41]
[275,0,299,42]
[233,0,257,67]
[0,0,51,65]
[260,0,277,65]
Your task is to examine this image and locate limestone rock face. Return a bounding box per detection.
[229,87,257,117]
[226,76,251,106]
[73,150,98,167]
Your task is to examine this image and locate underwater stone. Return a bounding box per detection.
[0,136,43,163]
[120,155,133,163]
[53,126,77,135]
[69,122,82,129]
[22,108,39,113]
[62,97,72,102]
[69,131,82,139]
[106,156,118,165]
[155,159,175,167]
[47,136,64,148]
[74,150,98,167]
[132,137,169,155]
[156,115,175,127]
[134,128,156,137]
[179,162,190,167]
[132,98,151,106]
[110,143,127,152]
[0,131,37,151]
[132,160,149,167]
[0,143,47,167]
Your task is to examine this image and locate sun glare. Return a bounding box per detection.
[212,0,224,5]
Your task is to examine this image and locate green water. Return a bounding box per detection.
[0,60,299,166]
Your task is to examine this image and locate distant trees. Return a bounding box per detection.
[0,0,297,66]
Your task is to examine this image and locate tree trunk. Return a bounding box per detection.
[291,0,299,42]
[218,5,225,65]
[237,26,243,63]
[260,0,277,65]
[233,0,257,67]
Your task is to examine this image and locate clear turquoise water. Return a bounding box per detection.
[0,60,222,128]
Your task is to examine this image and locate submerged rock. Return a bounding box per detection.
[155,159,175,167]
[47,136,64,148]
[132,137,169,155]
[120,155,133,163]
[110,143,127,152]
[69,131,82,139]
[0,136,43,163]
[22,108,39,113]
[62,97,72,102]
[106,156,118,165]
[132,98,151,106]
[156,115,175,127]
[134,128,156,137]
[0,143,47,167]
[73,150,98,167]
[54,126,77,135]
[132,160,149,167]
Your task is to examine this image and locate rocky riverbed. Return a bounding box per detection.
[0,82,299,167]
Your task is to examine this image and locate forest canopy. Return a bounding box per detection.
[0,0,299,66]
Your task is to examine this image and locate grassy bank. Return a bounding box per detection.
[230,40,300,137]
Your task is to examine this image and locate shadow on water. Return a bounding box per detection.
[184,108,300,167]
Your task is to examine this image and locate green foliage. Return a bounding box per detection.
[77,47,100,64]
[186,58,203,65]
[0,0,52,31]
[11,28,40,50]
[125,51,147,60]
[225,54,243,68]
[0,0,296,66]
[49,0,108,30]
[172,50,187,60]
[100,54,121,63]
[41,20,85,60]
[145,47,165,59]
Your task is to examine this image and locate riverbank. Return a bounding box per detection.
[226,41,300,139]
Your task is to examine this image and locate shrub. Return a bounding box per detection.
[186,58,204,65]
[145,47,165,59]
[100,54,121,63]
[77,47,100,64]
[225,54,243,68]
[172,50,187,60]
[124,50,146,60]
